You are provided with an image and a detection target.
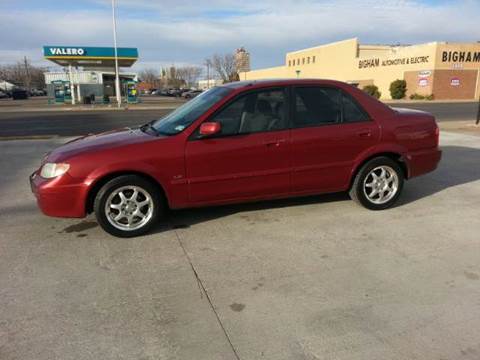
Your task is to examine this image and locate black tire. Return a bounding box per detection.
[94,175,165,237]
[349,157,404,210]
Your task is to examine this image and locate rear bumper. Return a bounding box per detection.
[30,172,87,218]
[406,148,442,178]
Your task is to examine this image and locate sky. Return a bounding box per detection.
[0,0,479,73]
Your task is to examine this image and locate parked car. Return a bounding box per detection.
[0,90,9,98]
[30,89,46,96]
[30,79,441,237]
[167,88,183,97]
[11,88,29,100]
[182,89,203,99]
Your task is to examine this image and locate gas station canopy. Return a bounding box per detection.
[43,46,138,67]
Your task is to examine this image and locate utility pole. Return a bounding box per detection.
[23,56,31,91]
[111,0,122,108]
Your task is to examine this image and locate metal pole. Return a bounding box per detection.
[75,67,81,103]
[68,64,76,105]
[476,71,480,125]
[476,95,480,125]
[112,0,121,108]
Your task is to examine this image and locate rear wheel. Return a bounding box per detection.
[94,175,164,237]
[349,157,404,210]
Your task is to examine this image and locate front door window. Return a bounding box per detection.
[208,88,288,136]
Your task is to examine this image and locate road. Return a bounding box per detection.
[1,132,480,359]
[388,101,479,122]
[0,101,478,137]
[0,109,172,137]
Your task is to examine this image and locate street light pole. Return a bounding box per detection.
[205,60,210,89]
[111,0,121,108]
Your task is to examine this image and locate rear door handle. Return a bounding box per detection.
[357,130,372,138]
[263,139,286,147]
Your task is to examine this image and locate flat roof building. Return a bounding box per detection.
[241,38,480,100]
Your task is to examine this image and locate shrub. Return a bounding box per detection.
[389,79,407,99]
[362,85,381,99]
[409,93,424,100]
[410,93,434,100]
[409,93,434,100]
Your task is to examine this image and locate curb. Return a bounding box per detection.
[0,106,178,113]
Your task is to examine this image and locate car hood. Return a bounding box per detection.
[47,127,158,162]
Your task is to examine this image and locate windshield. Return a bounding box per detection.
[151,87,232,135]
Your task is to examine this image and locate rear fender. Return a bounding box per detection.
[350,143,410,180]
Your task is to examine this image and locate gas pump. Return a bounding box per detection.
[125,81,138,104]
[52,80,65,104]
[63,81,72,103]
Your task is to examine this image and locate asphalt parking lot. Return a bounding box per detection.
[1,131,479,360]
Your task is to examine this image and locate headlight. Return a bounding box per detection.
[40,163,70,179]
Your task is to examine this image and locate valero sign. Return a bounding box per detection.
[48,47,86,56]
[43,46,138,59]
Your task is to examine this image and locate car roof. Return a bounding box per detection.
[220,78,350,90]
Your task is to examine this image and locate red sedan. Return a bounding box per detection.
[30,79,441,237]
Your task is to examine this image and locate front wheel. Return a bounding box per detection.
[94,175,164,237]
[349,157,404,210]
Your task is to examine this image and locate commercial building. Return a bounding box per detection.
[43,46,138,103]
[235,47,251,73]
[241,38,480,100]
[198,79,224,90]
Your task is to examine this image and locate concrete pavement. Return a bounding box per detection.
[0,132,479,359]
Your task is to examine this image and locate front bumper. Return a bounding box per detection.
[30,171,88,218]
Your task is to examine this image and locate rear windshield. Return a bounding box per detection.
[152,87,232,135]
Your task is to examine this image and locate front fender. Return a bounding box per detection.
[83,161,172,205]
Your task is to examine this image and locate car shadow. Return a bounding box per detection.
[398,145,480,206]
[152,192,351,233]
[150,145,480,233]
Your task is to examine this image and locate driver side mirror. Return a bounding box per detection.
[199,122,221,136]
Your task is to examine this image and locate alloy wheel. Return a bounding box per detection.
[104,185,154,231]
[362,166,399,205]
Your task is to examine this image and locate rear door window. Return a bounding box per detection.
[342,92,369,122]
[293,87,341,127]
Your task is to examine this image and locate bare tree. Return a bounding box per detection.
[175,66,202,87]
[0,59,46,89]
[207,53,238,83]
[138,68,159,85]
